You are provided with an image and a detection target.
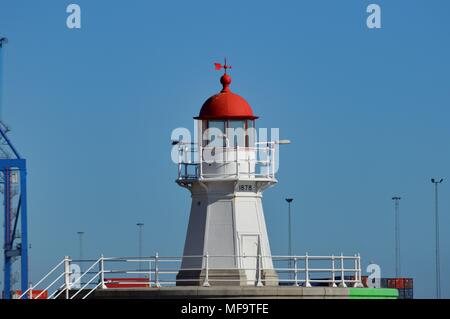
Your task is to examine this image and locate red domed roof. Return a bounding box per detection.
[195,74,258,120]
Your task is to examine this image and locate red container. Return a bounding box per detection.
[105,277,150,288]
[404,279,413,289]
[396,278,405,289]
[386,278,413,289]
[361,276,368,288]
[14,290,48,299]
[387,278,397,288]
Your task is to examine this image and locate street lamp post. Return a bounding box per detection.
[392,197,401,278]
[285,198,293,281]
[431,178,443,299]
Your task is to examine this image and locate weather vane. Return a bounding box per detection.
[214,58,232,74]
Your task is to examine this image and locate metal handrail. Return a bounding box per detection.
[24,253,363,299]
[177,144,276,180]
[82,281,103,300]
[70,271,101,299]
[69,257,102,288]
[52,283,69,299]
[40,274,66,299]
[19,258,67,299]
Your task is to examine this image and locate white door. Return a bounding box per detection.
[240,235,259,285]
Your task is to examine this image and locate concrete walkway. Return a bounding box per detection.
[90,286,398,299]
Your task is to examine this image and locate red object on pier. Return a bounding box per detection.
[14,290,48,299]
[105,277,150,288]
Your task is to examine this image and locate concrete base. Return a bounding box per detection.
[261,269,279,286]
[176,269,279,287]
[91,286,345,299]
[176,269,248,286]
[88,286,398,299]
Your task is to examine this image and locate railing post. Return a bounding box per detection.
[331,255,337,288]
[294,257,299,287]
[203,253,210,287]
[271,144,275,178]
[148,259,152,287]
[305,252,311,287]
[358,253,362,282]
[100,255,106,289]
[246,146,251,178]
[28,283,33,300]
[354,254,364,288]
[256,253,263,287]
[178,146,182,179]
[154,252,161,288]
[199,147,203,179]
[236,146,240,179]
[339,253,347,288]
[64,256,71,299]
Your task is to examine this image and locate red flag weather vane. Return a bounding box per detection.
[214,58,232,74]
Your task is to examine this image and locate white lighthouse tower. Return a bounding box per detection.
[175,63,283,286]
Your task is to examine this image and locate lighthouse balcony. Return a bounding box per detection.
[176,145,277,181]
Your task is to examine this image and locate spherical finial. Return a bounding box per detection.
[220,74,232,92]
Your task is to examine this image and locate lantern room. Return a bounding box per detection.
[195,73,257,148]
[175,68,278,182]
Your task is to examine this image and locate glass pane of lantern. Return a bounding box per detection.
[227,120,246,147]
[207,120,226,147]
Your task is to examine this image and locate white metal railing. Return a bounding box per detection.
[20,253,363,299]
[176,143,277,181]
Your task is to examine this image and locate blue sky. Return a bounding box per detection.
[0,0,449,298]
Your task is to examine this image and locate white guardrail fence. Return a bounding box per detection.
[18,253,363,299]
[177,144,277,180]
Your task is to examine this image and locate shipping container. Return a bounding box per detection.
[105,277,151,288]
[397,288,414,299]
[385,277,413,289]
[13,290,48,299]
[404,278,413,289]
[387,278,396,288]
[405,289,414,299]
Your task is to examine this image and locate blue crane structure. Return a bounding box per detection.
[0,37,29,299]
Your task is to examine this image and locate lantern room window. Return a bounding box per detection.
[227,120,246,147]
[203,120,255,148]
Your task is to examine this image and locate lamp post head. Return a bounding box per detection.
[136,223,144,227]
[431,178,444,184]
[285,198,293,203]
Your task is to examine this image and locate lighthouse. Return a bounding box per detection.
[175,62,283,286]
